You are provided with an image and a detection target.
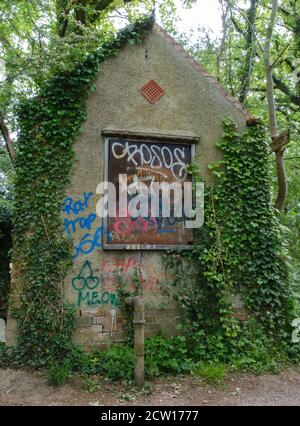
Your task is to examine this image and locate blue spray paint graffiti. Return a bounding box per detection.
[62,192,111,259]
[63,213,97,235]
[72,226,112,259]
[63,192,93,215]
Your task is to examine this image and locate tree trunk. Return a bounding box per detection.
[0,113,15,163]
[239,0,258,104]
[56,0,120,36]
[217,1,229,83]
[264,0,278,139]
[275,150,287,211]
[264,0,288,213]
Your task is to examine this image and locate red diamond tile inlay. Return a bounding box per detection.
[140,80,165,104]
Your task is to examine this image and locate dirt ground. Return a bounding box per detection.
[1,367,300,406]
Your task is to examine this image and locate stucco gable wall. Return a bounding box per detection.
[6,29,248,350]
[61,30,247,350]
[82,29,246,183]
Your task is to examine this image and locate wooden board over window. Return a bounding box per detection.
[103,137,195,250]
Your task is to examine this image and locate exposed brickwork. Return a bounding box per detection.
[73,307,180,351]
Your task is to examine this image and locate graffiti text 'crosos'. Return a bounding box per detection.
[112,141,187,181]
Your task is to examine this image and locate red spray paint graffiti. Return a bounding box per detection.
[98,256,161,293]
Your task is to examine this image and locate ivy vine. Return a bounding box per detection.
[163,120,298,366]
[12,17,154,367]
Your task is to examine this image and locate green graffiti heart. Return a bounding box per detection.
[72,277,86,291]
[86,276,100,290]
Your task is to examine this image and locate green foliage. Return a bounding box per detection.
[190,323,284,374]
[186,1,300,300]
[281,143,300,315]
[12,16,154,367]
[0,343,7,367]
[145,334,193,377]
[103,345,136,381]
[193,362,227,385]
[43,330,284,386]
[2,0,299,379]
[162,120,299,369]
[204,120,293,335]
[0,0,177,121]
[81,376,101,393]
[43,335,194,385]
[41,324,292,387]
[63,344,135,382]
[47,360,72,387]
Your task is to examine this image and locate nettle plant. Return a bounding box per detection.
[163,120,299,367]
[11,17,154,367]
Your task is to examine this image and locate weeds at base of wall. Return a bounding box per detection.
[37,339,299,389]
[11,335,299,388]
[1,333,298,390]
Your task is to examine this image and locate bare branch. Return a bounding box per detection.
[273,75,300,107]
[270,43,290,70]
[225,0,264,53]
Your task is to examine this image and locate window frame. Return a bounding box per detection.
[102,135,196,251]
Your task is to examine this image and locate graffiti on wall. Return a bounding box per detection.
[63,192,162,309]
[106,138,194,247]
[62,192,112,259]
[111,141,188,181]
[97,255,160,294]
[72,260,118,308]
[69,256,161,308]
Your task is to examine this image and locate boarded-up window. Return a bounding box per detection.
[103,137,195,250]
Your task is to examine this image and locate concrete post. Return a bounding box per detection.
[125,296,145,388]
[133,296,145,389]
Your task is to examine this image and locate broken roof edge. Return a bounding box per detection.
[152,23,257,125]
